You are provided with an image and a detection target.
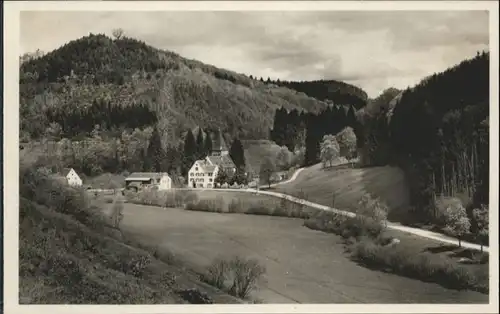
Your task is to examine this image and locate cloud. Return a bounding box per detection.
[20,10,489,98]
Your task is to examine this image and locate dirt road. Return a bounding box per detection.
[120,203,488,304]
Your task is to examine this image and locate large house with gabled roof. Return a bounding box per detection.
[188,130,236,188]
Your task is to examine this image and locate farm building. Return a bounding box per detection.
[57,168,83,187]
[125,172,172,192]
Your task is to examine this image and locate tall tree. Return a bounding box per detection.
[145,127,165,172]
[182,129,197,176]
[204,131,213,156]
[196,127,205,159]
[229,138,246,169]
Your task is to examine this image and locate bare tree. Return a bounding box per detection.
[112,28,124,40]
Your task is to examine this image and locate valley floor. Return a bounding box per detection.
[120,203,488,304]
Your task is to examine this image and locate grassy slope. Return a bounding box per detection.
[273,163,411,222]
[19,172,240,304]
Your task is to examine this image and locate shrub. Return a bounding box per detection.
[203,256,266,299]
[304,211,384,240]
[228,199,246,213]
[185,197,226,213]
[110,197,124,228]
[228,256,266,298]
[434,196,462,226]
[202,258,230,289]
[351,239,487,293]
[357,193,388,228]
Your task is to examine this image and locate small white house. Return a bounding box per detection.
[125,172,172,191]
[61,168,83,187]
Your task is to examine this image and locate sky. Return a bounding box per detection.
[20,10,489,98]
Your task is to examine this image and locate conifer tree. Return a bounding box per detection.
[229,138,245,169]
[196,127,205,159]
[146,127,164,172]
[182,129,197,176]
[204,131,213,156]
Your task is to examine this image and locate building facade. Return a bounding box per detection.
[61,168,83,187]
[125,172,172,191]
[188,130,236,188]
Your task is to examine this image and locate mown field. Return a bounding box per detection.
[119,202,488,303]
[272,163,411,222]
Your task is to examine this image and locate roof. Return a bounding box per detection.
[193,160,217,173]
[212,129,228,152]
[61,168,73,177]
[206,155,235,168]
[125,172,170,181]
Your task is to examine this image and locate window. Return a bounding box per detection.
[195,167,198,171]
[189,172,194,177]
[209,178,212,182]
[208,172,213,176]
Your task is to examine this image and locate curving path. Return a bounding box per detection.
[181,165,489,253]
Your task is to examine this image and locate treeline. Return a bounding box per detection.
[249,75,368,109]
[270,105,360,166]
[45,99,158,137]
[361,51,489,222]
[20,34,167,85]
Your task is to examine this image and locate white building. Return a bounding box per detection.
[125,172,172,192]
[188,130,236,188]
[188,160,219,188]
[61,168,83,187]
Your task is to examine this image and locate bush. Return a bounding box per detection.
[185,197,226,213]
[351,239,488,293]
[304,211,384,239]
[228,199,246,213]
[110,197,124,228]
[202,258,230,289]
[203,256,266,299]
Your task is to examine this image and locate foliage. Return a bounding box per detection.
[259,158,276,188]
[320,134,340,168]
[275,146,292,171]
[110,196,124,228]
[336,126,357,160]
[145,127,166,172]
[351,239,488,293]
[214,168,230,186]
[260,78,368,109]
[204,256,266,299]
[229,138,246,169]
[20,33,332,144]
[304,211,384,240]
[387,52,489,222]
[443,201,471,247]
[356,193,389,228]
[472,204,489,252]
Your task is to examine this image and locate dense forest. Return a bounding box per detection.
[19,33,367,146]
[359,52,489,222]
[250,76,368,109]
[270,105,360,165]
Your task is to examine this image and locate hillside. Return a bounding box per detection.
[356,51,489,225]
[273,163,411,223]
[19,33,364,144]
[19,166,240,304]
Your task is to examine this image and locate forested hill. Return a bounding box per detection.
[20,33,367,144]
[360,51,490,222]
[249,77,368,109]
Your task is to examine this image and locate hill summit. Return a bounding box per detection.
[20,33,367,143]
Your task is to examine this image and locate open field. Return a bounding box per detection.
[120,203,488,303]
[272,163,411,222]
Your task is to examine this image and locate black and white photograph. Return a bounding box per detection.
[3,0,499,312]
